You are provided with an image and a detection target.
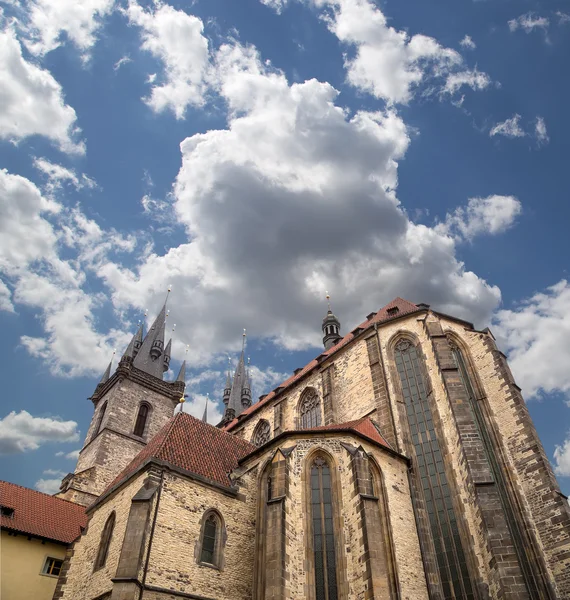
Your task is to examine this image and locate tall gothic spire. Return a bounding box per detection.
[221,330,251,423]
[202,394,209,423]
[322,291,342,350]
[133,301,168,379]
[123,322,144,359]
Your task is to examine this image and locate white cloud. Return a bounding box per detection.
[490,114,526,138]
[440,195,522,241]
[493,280,570,399]
[33,157,96,192]
[0,410,79,454]
[556,12,570,25]
[442,69,491,95]
[113,55,131,71]
[260,0,288,13]
[0,278,14,312]
[0,28,84,153]
[43,468,65,476]
[554,438,570,477]
[35,478,62,494]
[310,0,488,104]
[94,41,502,374]
[23,0,115,58]
[535,116,549,145]
[508,13,549,34]
[125,1,210,118]
[459,35,476,50]
[64,449,80,460]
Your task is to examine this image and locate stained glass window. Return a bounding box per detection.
[395,339,474,600]
[311,456,338,600]
[299,389,321,429]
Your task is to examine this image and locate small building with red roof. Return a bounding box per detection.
[0,481,87,600]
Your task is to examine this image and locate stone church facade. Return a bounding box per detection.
[53,298,570,600]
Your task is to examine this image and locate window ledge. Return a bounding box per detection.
[197,561,221,571]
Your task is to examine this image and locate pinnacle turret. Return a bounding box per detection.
[163,339,172,373]
[123,323,144,359]
[220,330,252,424]
[176,360,186,382]
[322,292,342,350]
[98,360,112,386]
[133,302,168,379]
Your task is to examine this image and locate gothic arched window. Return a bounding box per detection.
[252,420,271,447]
[94,511,115,571]
[133,403,150,437]
[198,510,223,568]
[394,338,474,599]
[310,455,338,600]
[299,388,321,429]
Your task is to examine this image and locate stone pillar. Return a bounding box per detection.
[366,335,397,450]
[264,451,289,599]
[345,444,397,599]
[424,317,552,600]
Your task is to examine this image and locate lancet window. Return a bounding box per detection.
[94,511,115,571]
[198,511,223,568]
[310,455,338,600]
[95,401,107,436]
[299,388,322,429]
[394,339,474,600]
[133,402,150,437]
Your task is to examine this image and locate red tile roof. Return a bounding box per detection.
[225,297,421,430]
[308,417,392,450]
[0,481,87,544]
[103,412,256,498]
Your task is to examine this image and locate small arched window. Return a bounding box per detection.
[252,419,271,447]
[94,511,115,571]
[95,401,107,436]
[198,511,223,568]
[299,388,321,429]
[310,455,338,600]
[133,403,150,437]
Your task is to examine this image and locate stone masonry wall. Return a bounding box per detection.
[145,471,257,600]
[59,472,148,600]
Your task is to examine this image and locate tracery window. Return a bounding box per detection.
[199,511,223,568]
[252,419,271,447]
[133,403,150,437]
[394,339,474,600]
[310,455,338,600]
[94,511,115,571]
[299,388,321,429]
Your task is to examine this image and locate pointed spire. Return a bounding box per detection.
[176,360,186,382]
[133,299,167,379]
[163,338,172,373]
[98,360,112,386]
[223,330,251,421]
[202,394,209,423]
[123,322,144,359]
[223,356,232,406]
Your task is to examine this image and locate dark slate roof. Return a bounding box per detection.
[225,297,421,430]
[0,481,87,544]
[103,412,256,496]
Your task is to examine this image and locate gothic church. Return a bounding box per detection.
[53,297,570,600]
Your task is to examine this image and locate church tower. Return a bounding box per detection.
[219,331,251,426]
[57,302,185,506]
[322,292,342,350]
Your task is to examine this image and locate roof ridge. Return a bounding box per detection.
[0,480,85,508]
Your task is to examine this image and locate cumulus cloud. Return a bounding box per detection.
[55,449,80,459]
[508,13,549,35]
[309,0,489,104]
[459,35,476,50]
[125,0,210,118]
[0,278,14,312]
[535,116,549,145]
[440,195,522,241]
[442,69,491,96]
[260,0,288,12]
[0,28,84,153]
[493,280,570,399]
[35,478,62,494]
[0,410,79,454]
[33,157,96,192]
[554,439,570,477]
[23,0,115,58]
[490,114,526,138]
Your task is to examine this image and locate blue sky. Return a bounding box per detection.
[1,0,570,496]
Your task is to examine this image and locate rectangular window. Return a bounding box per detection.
[42,557,63,577]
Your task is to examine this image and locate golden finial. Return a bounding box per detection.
[172,323,176,333]
[326,291,331,312]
